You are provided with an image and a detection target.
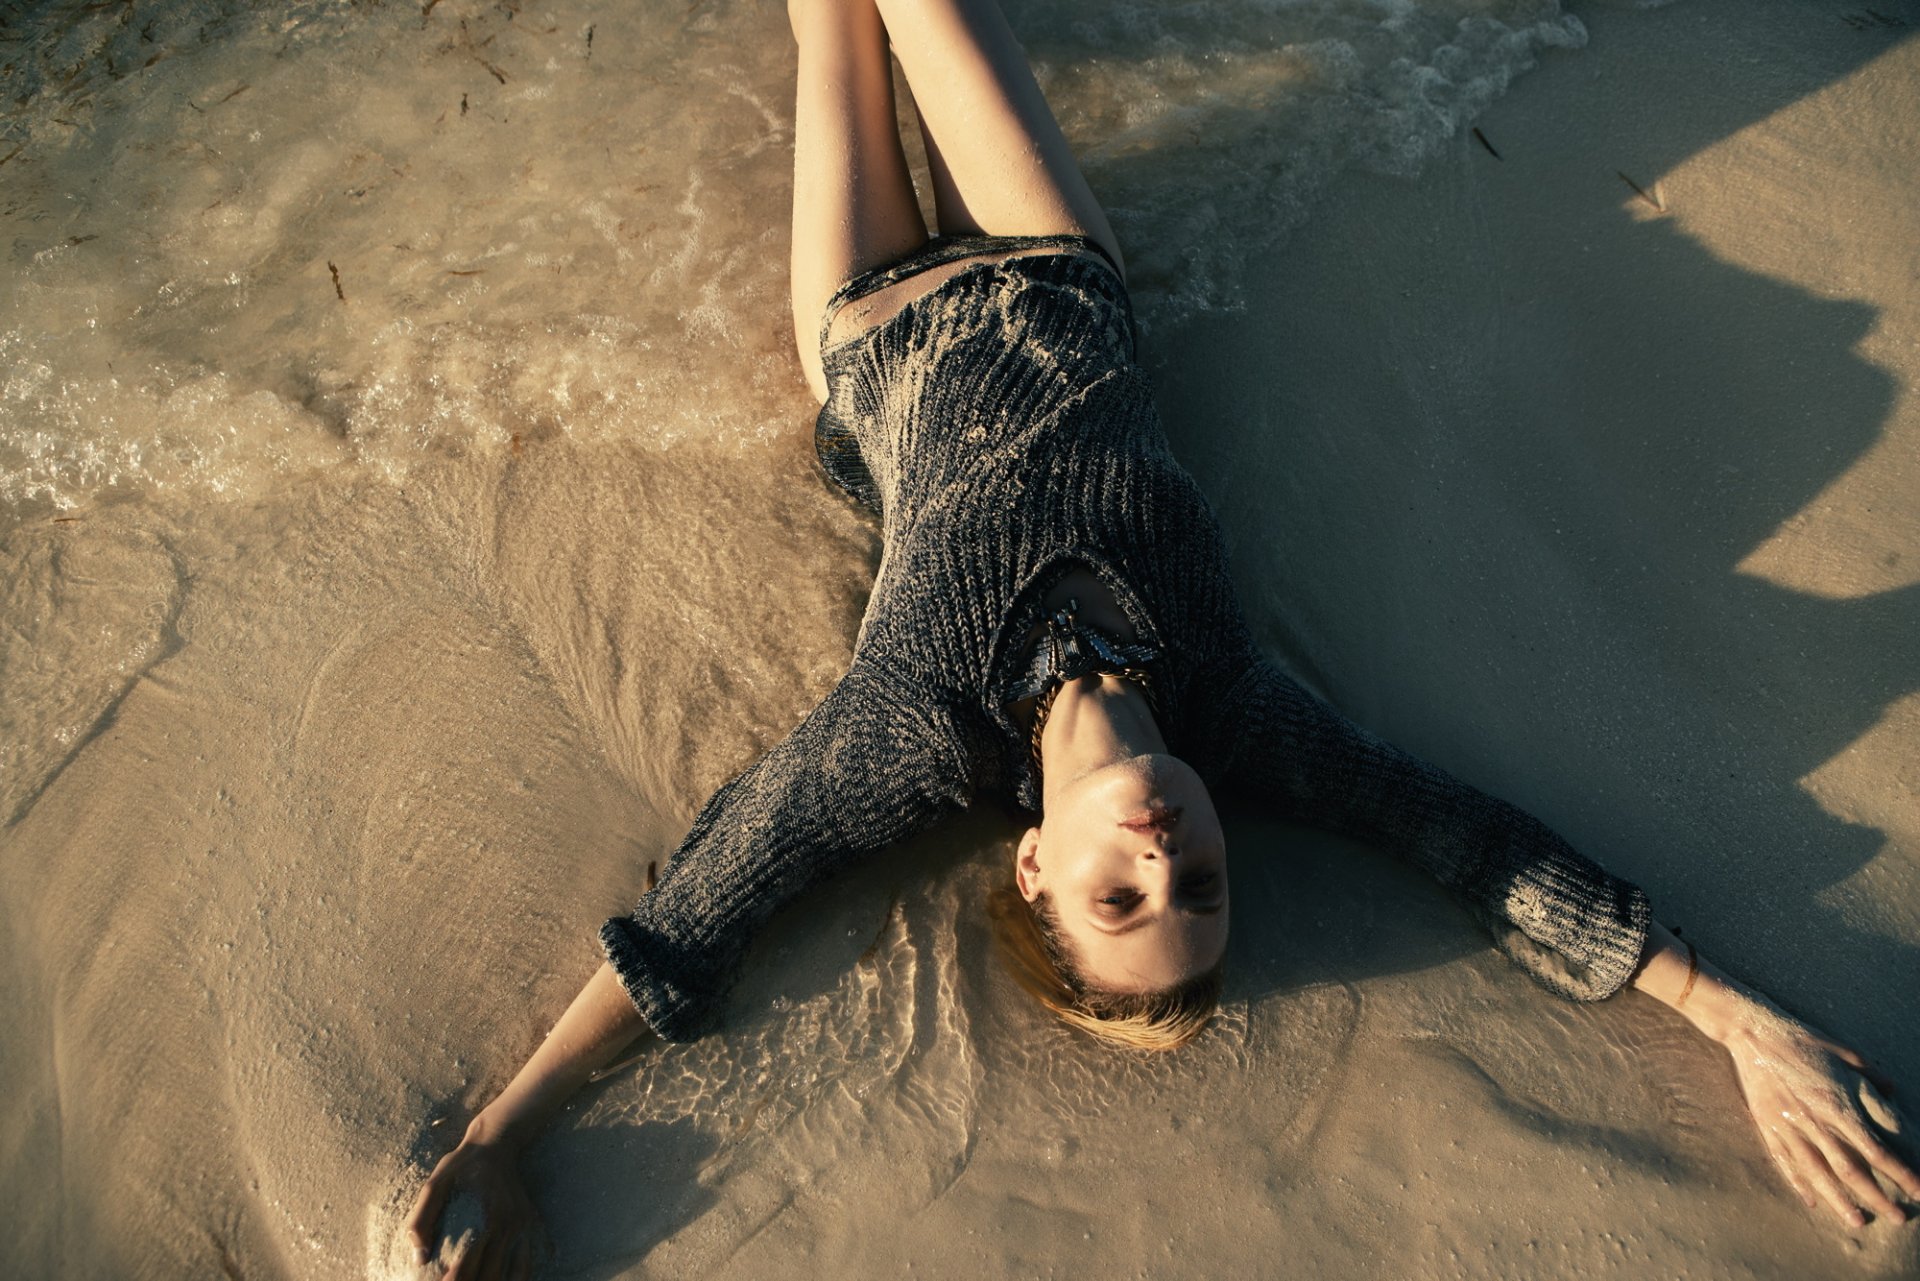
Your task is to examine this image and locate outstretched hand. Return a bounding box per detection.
[1722,1001,1920,1229]
[405,1136,543,1280]
[1632,923,1918,1232]
[395,965,654,1275]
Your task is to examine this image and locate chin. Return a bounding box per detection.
[1137,752,1205,789]
[1095,753,1203,805]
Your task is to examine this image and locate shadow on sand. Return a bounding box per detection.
[1144,5,1917,1049]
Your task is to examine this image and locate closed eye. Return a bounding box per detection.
[1096,879,1221,915]
[1178,872,1225,912]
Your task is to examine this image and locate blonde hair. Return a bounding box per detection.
[989,885,1221,1052]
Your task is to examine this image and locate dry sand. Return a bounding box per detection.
[3,0,1917,1278]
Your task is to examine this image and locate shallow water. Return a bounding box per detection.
[0,0,1590,521]
[4,0,1917,1278]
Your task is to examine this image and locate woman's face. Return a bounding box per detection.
[1016,753,1228,992]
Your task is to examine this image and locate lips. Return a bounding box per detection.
[1118,805,1182,834]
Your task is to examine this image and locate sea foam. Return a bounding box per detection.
[2,0,1587,522]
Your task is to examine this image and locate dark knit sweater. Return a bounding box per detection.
[600,235,1651,1042]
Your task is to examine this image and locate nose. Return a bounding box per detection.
[1136,834,1178,861]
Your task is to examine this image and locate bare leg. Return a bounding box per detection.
[789,0,927,403]
[879,0,1123,275]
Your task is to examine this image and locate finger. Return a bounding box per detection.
[1816,1130,1908,1224]
[1827,1041,1870,1073]
[1834,1111,1920,1203]
[1783,1129,1867,1229]
[1826,1043,1899,1096]
[1764,1134,1818,1210]
[508,1235,533,1281]
[1859,1078,1906,1134]
[445,1232,492,1281]
[405,1166,453,1262]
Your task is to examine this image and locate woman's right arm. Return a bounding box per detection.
[404,962,652,1279]
[404,658,979,1275]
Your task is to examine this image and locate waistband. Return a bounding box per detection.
[816,232,1125,353]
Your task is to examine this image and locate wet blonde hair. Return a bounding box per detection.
[989,885,1221,1052]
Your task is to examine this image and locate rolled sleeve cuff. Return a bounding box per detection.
[598,916,708,1044]
[1486,875,1652,1003]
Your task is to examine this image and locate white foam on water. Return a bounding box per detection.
[2,0,1585,523]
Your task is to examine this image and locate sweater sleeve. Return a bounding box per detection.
[599,659,977,1041]
[1213,656,1650,1001]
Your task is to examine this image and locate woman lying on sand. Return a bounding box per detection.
[404,0,1918,1272]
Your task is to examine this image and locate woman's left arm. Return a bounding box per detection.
[1632,920,1920,1228]
[1212,655,1651,1001]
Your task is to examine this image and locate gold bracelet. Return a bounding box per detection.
[1675,936,1700,1008]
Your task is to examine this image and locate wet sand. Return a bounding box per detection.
[2,0,1917,1277]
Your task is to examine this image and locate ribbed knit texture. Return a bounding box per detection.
[601,237,1650,1041]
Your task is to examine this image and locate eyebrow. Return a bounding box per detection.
[1086,902,1223,936]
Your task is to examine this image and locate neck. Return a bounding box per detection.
[1038,674,1166,810]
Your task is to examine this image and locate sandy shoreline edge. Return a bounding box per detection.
[3,0,1917,1277]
